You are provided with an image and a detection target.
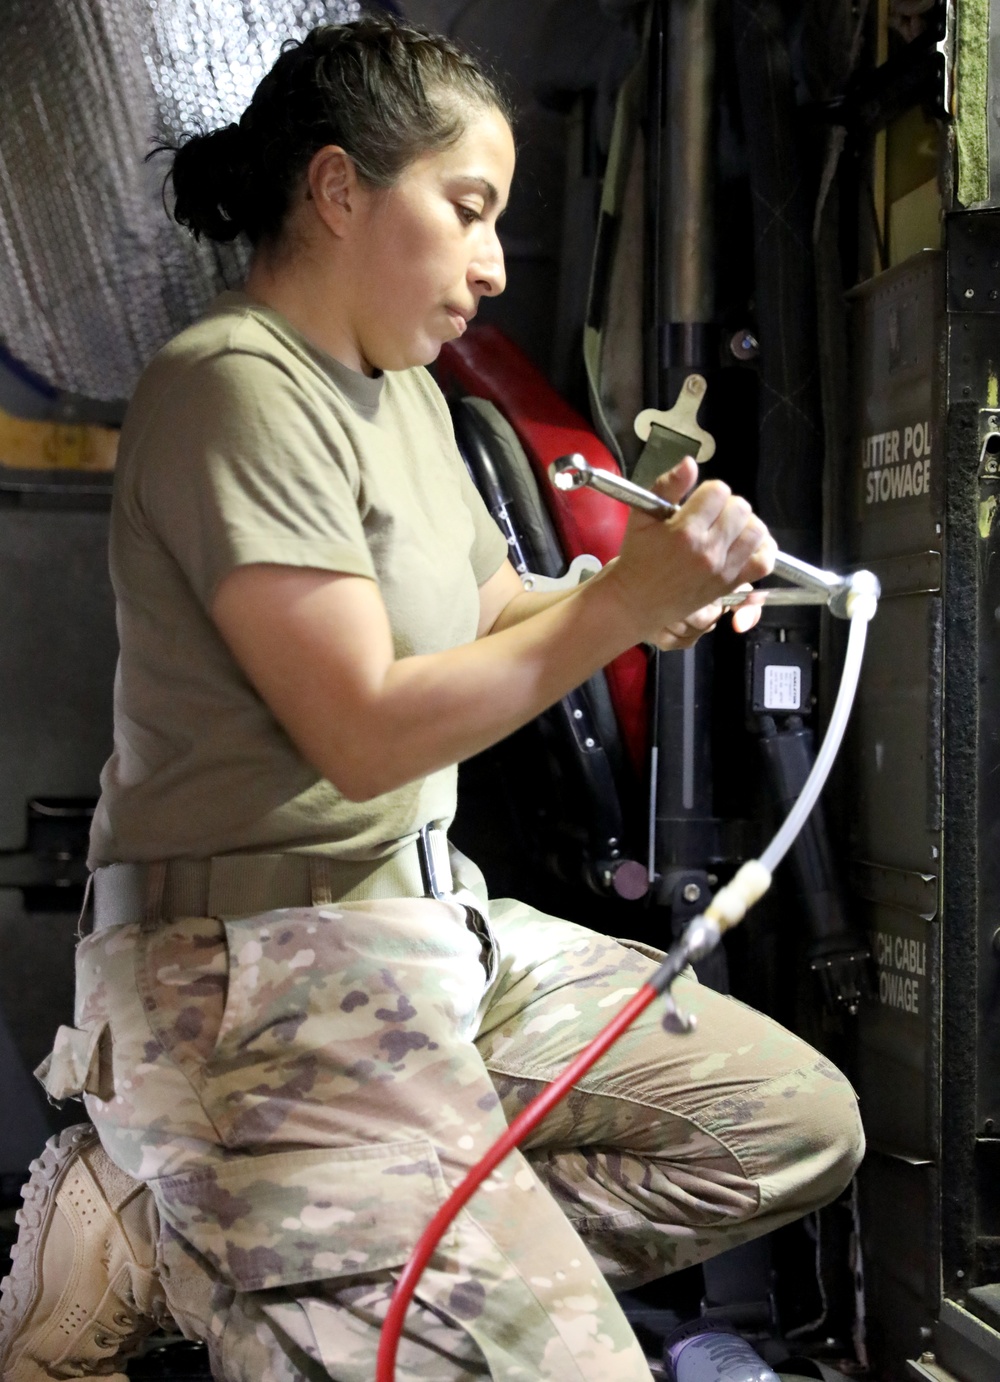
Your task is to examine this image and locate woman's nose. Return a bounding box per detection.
[470,228,506,297]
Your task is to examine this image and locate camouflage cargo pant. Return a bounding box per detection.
[62,890,864,1381]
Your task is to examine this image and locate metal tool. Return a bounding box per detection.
[548,454,880,619]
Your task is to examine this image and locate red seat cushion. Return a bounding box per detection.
[439,326,648,771]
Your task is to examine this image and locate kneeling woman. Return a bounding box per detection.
[4,16,864,1382]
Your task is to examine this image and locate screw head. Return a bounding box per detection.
[682,882,702,903]
[729,329,759,361]
[965,288,976,299]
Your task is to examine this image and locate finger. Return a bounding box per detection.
[674,477,733,529]
[655,625,701,651]
[662,603,724,643]
[651,456,699,507]
[731,602,762,634]
[738,534,777,585]
[706,492,752,543]
[681,602,724,633]
[716,512,771,580]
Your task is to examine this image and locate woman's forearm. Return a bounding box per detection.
[212,471,774,802]
[346,570,637,798]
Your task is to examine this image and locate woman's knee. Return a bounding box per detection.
[758,1058,865,1216]
[815,1069,866,1197]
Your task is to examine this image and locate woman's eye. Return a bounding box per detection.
[456,205,481,225]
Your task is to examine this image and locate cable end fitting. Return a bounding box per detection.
[705,860,773,933]
[829,569,880,621]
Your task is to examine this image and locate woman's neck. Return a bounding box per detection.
[244,251,373,377]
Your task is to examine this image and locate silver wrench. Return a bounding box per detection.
[548,454,879,619]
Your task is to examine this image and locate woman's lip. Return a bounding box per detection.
[445,307,469,334]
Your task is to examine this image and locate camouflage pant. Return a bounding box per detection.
[67,893,863,1381]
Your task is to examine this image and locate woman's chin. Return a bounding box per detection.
[370,335,443,373]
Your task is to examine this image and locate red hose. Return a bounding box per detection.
[375,980,660,1382]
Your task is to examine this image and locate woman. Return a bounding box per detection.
[2,16,863,1382]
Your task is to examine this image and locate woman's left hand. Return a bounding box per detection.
[652,592,763,651]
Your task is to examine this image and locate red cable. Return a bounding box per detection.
[375,980,660,1382]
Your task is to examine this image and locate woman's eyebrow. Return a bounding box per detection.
[450,175,502,209]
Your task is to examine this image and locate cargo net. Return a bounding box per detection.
[0,0,360,402]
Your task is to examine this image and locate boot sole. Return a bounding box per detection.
[0,1123,102,1377]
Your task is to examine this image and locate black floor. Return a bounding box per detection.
[129,1337,213,1379]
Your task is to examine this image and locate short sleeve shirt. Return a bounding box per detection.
[88,291,508,867]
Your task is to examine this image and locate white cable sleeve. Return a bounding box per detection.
[758,607,871,875]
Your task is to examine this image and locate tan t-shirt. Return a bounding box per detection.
[88,292,508,867]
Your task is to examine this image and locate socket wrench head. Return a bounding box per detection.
[828,568,881,621]
[549,454,590,491]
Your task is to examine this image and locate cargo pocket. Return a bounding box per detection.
[34,1021,114,1101]
[152,1137,455,1292]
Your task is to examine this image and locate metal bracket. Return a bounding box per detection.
[936,0,956,119]
[416,825,454,901]
[520,553,602,593]
[633,373,716,464]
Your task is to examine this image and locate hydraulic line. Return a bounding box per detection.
[759,609,869,873]
[376,587,877,1382]
[375,982,662,1382]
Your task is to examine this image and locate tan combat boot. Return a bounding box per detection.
[0,1124,171,1380]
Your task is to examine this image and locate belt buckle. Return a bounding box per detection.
[417,825,453,900]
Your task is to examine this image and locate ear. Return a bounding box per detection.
[307,145,360,236]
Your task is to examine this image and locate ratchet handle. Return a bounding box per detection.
[548,454,879,618]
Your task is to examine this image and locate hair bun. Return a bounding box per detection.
[159,17,511,247]
[170,122,250,242]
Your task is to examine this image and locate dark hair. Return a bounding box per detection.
[163,16,513,246]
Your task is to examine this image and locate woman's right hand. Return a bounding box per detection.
[602,457,776,646]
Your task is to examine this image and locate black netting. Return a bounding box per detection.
[0,0,359,401]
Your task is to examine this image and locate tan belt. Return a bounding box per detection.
[90,830,455,934]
